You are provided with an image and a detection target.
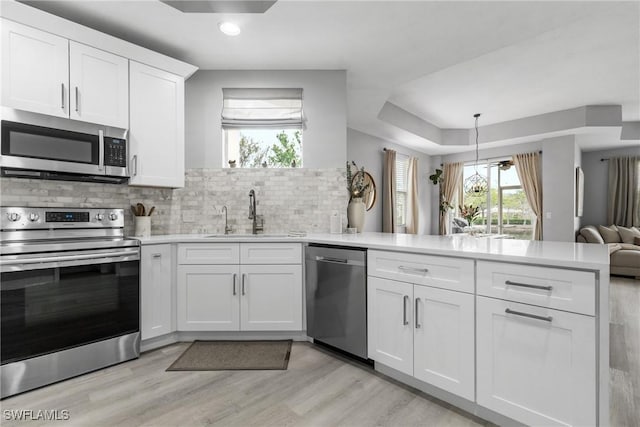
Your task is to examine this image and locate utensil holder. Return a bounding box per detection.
[134,216,151,238]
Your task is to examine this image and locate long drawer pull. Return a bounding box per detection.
[398,265,429,274]
[233,273,237,296]
[505,308,552,323]
[242,273,246,295]
[415,297,421,329]
[505,280,552,291]
[402,295,409,326]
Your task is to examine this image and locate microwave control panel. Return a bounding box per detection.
[104,138,127,167]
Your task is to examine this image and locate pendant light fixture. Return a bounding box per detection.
[463,113,488,194]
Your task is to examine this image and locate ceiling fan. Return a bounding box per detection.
[498,160,514,171]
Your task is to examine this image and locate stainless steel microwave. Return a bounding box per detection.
[0,120,129,183]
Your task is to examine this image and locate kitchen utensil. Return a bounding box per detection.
[147,206,155,217]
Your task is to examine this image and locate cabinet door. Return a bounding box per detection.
[476,296,596,426]
[367,277,413,375]
[413,286,474,401]
[240,264,302,331]
[141,245,173,340]
[129,61,185,188]
[69,41,128,128]
[177,265,240,331]
[1,19,69,118]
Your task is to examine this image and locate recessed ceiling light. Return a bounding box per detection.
[219,22,241,36]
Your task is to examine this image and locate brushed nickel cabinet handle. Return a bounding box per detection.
[505,280,552,291]
[75,86,79,112]
[132,155,138,176]
[233,273,237,296]
[152,253,161,258]
[415,297,421,329]
[398,265,429,274]
[61,83,65,110]
[505,308,552,323]
[242,273,246,295]
[403,295,409,326]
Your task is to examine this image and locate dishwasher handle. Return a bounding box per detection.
[314,256,365,267]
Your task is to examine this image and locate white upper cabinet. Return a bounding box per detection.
[129,61,185,188]
[1,20,129,128]
[1,19,69,118]
[69,41,128,128]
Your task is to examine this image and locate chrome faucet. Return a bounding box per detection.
[248,189,264,234]
[222,205,232,235]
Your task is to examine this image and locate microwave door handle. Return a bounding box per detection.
[98,130,104,172]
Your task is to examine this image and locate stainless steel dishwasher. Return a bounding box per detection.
[305,244,367,359]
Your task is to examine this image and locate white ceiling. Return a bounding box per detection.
[19,0,640,153]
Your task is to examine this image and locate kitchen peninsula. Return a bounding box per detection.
[139,232,609,427]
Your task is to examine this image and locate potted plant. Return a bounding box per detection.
[459,204,480,227]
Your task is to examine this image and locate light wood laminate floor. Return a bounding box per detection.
[1,277,638,427]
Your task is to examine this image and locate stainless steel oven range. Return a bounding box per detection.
[0,207,140,399]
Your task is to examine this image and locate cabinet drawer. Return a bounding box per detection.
[477,261,595,316]
[240,243,302,264]
[368,250,474,293]
[178,243,239,264]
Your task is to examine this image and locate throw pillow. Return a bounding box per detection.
[598,225,621,243]
[617,226,640,244]
[580,226,605,244]
[635,236,640,246]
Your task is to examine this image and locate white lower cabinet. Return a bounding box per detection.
[368,276,475,400]
[240,264,303,331]
[476,296,596,426]
[176,243,303,332]
[368,277,414,374]
[413,285,475,401]
[141,245,174,340]
[177,265,240,331]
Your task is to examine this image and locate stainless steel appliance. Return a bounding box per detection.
[1,120,128,183]
[305,244,368,359]
[0,207,140,398]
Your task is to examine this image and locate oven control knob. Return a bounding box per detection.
[109,212,118,221]
[7,212,20,222]
[95,213,104,221]
[28,213,39,222]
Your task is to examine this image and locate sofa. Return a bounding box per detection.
[577,225,640,278]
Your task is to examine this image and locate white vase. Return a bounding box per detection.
[134,216,151,238]
[347,198,365,233]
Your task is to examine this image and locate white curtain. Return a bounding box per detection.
[383,149,396,233]
[406,157,419,234]
[439,162,463,235]
[513,152,543,240]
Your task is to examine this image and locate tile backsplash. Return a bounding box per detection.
[0,168,348,236]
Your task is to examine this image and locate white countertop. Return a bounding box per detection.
[136,232,609,271]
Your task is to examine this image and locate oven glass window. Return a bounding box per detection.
[1,260,139,364]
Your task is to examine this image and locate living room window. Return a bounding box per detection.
[221,88,303,168]
[395,154,409,227]
[461,159,534,239]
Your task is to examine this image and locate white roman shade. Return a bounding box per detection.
[221,88,303,128]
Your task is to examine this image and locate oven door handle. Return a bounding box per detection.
[0,250,140,269]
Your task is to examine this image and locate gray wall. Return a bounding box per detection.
[581,145,640,226]
[346,128,431,234]
[541,136,579,242]
[185,70,347,169]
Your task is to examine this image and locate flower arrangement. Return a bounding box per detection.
[346,161,370,199]
[459,204,480,225]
